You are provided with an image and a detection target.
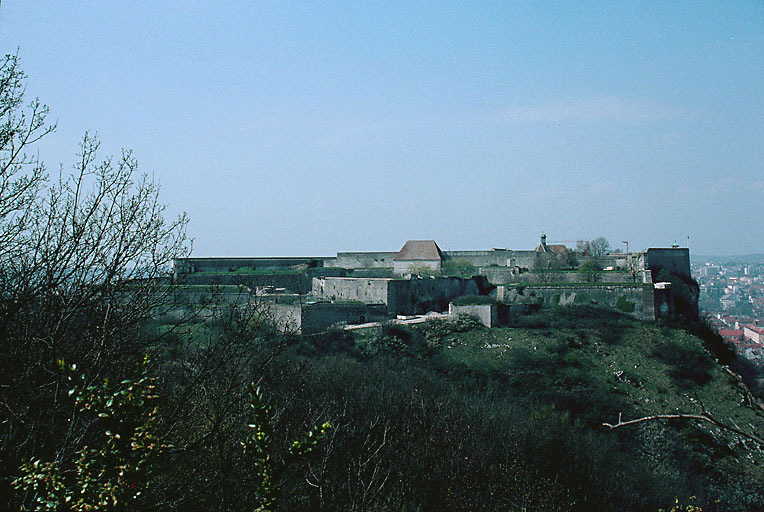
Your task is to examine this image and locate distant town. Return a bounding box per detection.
[695,255,764,363]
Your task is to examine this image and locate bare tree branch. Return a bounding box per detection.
[603,411,764,447]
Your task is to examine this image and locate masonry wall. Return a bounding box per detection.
[312,276,483,316]
[393,259,441,275]
[269,303,302,333]
[301,303,387,334]
[501,284,656,321]
[477,268,639,286]
[170,287,253,305]
[326,252,398,269]
[270,301,388,334]
[326,249,542,271]
[387,277,481,315]
[178,273,308,292]
[173,257,328,279]
[599,252,645,271]
[444,250,539,269]
[312,277,390,304]
[652,286,673,318]
[178,268,347,293]
[646,248,691,279]
[448,303,530,327]
[449,303,497,327]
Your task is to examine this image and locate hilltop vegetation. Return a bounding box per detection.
[241,308,764,511]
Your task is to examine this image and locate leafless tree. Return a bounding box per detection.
[0,53,190,507]
[589,236,611,259]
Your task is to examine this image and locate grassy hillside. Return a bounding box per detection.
[248,307,764,511]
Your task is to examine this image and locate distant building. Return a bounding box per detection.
[534,233,570,257]
[719,329,744,344]
[393,240,444,275]
[744,324,764,345]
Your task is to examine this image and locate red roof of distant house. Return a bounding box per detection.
[719,329,743,337]
[745,324,764,336]
[730,340,763,350]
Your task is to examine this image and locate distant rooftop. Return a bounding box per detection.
[394,240,443,261]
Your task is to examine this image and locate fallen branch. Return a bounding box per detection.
[603,411,764,447]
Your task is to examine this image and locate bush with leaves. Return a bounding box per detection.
[242,383,330,512]
[578,258,603,283]
[441,258,475,277]
[13,357,166,511]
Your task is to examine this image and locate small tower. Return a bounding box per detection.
[540,233,547,248]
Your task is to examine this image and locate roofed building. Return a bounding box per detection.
[393,240,444,275]
[534,233,570,257]
[744,324,764,345]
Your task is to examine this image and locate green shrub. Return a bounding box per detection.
[406,264,437,277]
[419,314,482,342]
[441,258,476,277]
[13,358,167,511]
[578,259,603,283]
[616,295,636,313]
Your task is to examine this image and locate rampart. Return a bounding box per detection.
[176,267,347,293]
[312,276,484,315]
[172,256,329,280]
[324,252,398,269]
[498,283,659,321]
[477,268,643,286]
[313,277,390,304]
[270,302,388,334]
[443,250,538,268]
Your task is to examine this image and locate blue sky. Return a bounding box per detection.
[2,2,762,256]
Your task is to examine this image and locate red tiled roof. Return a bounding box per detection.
[394,240,443,261]
[745,324,764,335]
[719,329,743,337]
[534,243,570,254]
[547,244,570,255]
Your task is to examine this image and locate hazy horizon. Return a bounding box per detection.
[2,3,762,257]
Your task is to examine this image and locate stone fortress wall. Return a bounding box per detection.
[172,247,655,277]
[443,250,538,269]
[497,283,660,321]
[311,276,485,315]
[172,257,325,278]
[325,252,398,269]
[172,240,692,331]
